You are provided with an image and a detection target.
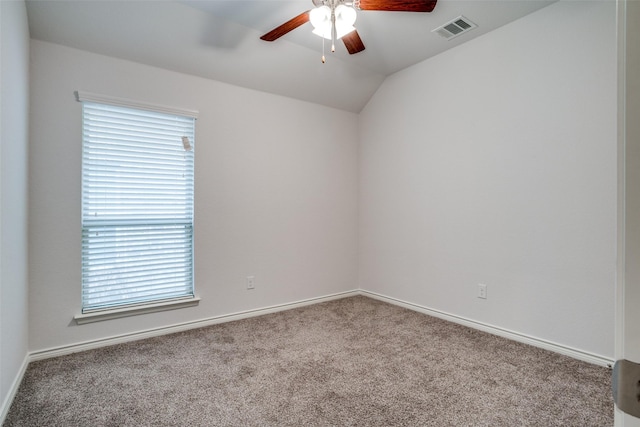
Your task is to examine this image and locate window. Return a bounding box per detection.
[78,92,196,314]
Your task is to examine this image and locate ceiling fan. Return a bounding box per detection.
[260,0,438,59]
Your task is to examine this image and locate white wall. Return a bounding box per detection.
[359,0,617,359]
[28,40,359,352]
[0,0,30,416]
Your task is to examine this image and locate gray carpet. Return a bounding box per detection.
[4,296,612,426]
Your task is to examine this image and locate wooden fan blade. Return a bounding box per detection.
[342,30,365,54]
[260,11,310,42]
[358,0,437,12]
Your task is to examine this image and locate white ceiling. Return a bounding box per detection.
[25,0,555,112]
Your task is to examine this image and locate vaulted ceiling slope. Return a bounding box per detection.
[25,0,555,113]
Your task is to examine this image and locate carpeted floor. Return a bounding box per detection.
[4,296,613,426]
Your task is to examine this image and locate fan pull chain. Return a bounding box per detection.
[322,36,326,63]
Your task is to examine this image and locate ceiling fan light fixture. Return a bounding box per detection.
[312,26,331,39]
[310,5,331,31]
[335,25,356,39]
[310,3,357,40]
[335,4,357,27]
[334,5,357,39]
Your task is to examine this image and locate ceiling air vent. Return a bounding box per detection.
[432,16,477,40]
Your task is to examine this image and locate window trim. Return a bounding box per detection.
[74,91,199,119]
[74,297,201,325]
[75,91,199,323]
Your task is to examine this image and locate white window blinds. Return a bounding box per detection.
[80,99,195,312]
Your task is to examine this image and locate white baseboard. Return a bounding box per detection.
[29,288,614,367]
[361,290,614,368]
[0,353,29,425]
[30,290,360,361]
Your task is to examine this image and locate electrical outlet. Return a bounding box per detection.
[478,284,487,299]
[246,276,255,290]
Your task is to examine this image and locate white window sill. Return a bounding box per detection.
[74,297,201,325]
